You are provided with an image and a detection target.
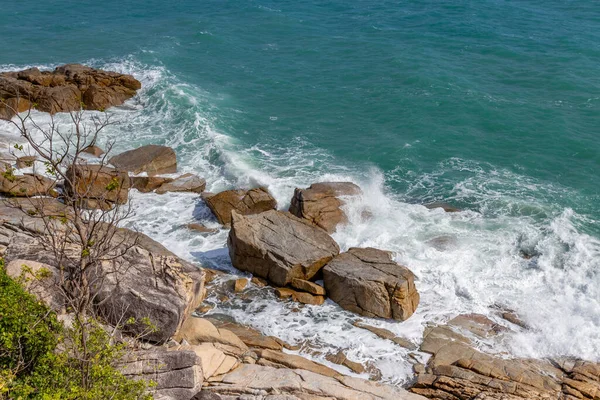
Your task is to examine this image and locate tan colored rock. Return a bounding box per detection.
[254,349,339,378]
[0,172,57,197]
[325,351,365,374]
[291,278,326,295]
[186,223,218,234]
[275,286,326,305]
[204,364,424,399]
[0,65,140,119]
[323,247,419,321]
[5,259,64,312]
[425,201,461,212]
[204,187,277,226]
[174,317,248,352]
[353,321,416,350]
[176,343,239,380]
[81,145,105,157]
[65,164,130,206]
[155,173,206,194]
[233,278,248,293]
[228,210,340,286]
[289,182,361,233]
[251,276,268,287]
[109,145,177,176]
[131,175,173,192]
[207,318,286,351]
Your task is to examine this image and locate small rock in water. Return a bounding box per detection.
[251,276,268,287]
[233,278,248,293]
[131,176,173,193]
[425,201,461,212]
[155,173,206,194]
[186,223,218,234]
[109,144,177,176]
[325,350,365,374]
[291,278,326,295]
[353,321,416,350]
[204,187,277,226]
[81,145,105,158]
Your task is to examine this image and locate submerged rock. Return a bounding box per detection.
[0,64,141,119]
[289,181,362,233]
[228,210,340,286]
[109,145,177,176]
[323,247,419,321]
[204,187,277,226]
[155,173,206,194]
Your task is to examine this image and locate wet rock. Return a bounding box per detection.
[155,173,206,194]
[352,321,416,350]
[109,145,177,176]
[120,348,202,400]
[228,210,340,286]
[289,182,362,233]
[275,287,326,305]
[410,314,571,399]
[425,202,461,212]
[251,276,268,287]
[233,278,248,293]
[204,187,277,226]
[291,278,326,295]
[65,164,130,206]
[81,145,105,157]
[323,247,419,321]
[0,64,140,119]
[131,175,173,193]
[325,351,365,374]
[187,223,218,234]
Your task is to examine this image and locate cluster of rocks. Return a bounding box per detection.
[0,64,141,119]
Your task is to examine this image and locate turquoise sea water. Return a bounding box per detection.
[2,0,600,384]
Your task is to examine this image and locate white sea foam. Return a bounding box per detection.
[2,58,600,385]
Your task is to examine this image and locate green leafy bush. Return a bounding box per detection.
[0,261,152,399]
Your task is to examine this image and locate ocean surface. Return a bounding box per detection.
[1,0,600,385]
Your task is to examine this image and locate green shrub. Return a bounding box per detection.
[0,261,152,399]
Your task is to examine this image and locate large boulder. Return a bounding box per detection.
[323,247,419,321]
[204,188,277,226]
[65,164,130,206]
[109,145,177,176]
[0,64,140,119]
[289,182,361,233]
[4,228,205,344]
[120,348,203,400]
[228,210,340,286]
[131,176,173,193]
[0,171,57,197]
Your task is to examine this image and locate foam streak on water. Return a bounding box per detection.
[2,59,599,386]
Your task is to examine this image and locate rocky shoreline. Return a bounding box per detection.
[1,65,599,400]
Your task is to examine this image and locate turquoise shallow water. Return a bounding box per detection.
[2,0,600,383]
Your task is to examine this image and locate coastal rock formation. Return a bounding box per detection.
[120,348,203,400]
[203,364,425,399]
[289,181,362,233]
[323,247,419,321]
[228,210,340,286]
[5,258,64,312]
[65,164,130,207]
[109,145,177,176]
[155,173,206,194]
[0,171,57,197]
[4,224,205,344]
[204,187,277,226]
[82,145,105,157]
[0,64,141,119]
[409,313,600,400]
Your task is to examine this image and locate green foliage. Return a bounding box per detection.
[105,177,120,192]
[3,167,16,183]
[0,261,152,400]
